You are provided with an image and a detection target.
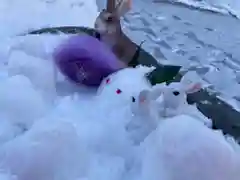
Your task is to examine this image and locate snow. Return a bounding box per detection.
[139,115,240,180]
[122,0,240,111]
[0,0,239,180]
[0,0,98,37]
[158,0,240,19]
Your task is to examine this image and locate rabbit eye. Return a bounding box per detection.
[106,78,110,84]
[173,91,180,96]
[132,96,136,102]
[116,89,122,94]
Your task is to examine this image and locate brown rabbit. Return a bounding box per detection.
[94,0,138,64]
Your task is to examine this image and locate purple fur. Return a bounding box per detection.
[53,34,125,87]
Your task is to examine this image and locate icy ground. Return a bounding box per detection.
[118,0,240,110]
[0,0,240,180]
[98,0,240,110]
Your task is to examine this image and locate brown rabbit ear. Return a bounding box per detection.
[114,0,132,18]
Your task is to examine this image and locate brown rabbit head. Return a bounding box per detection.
[94,0,131,47]
[94,9,121,36]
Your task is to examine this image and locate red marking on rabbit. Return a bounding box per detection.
[116,89,122,94]
[106,78,111,84]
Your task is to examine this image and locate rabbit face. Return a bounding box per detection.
[95,10,120,36]
[162,83,187,109]
[96,66,153,108]
[152,81,202,111]
[94,10,122,49]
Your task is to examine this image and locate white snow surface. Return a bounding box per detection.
[0,0,239,180]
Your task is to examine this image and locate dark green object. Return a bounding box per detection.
[128,40,181,85]
[128,40,146,68]
[25,26,181,85]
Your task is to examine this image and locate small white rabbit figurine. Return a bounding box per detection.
[130,80,201,116]
[149,79,212,127]
[153,82,201,111]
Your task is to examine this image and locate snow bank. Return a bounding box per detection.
[140,115,240,180]
[0,0,99,37]
[0,118,88,180]
[167,0,240,19]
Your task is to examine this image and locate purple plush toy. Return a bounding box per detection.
[53,34,125,87]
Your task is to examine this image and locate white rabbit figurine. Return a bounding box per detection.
[149,79,212,127]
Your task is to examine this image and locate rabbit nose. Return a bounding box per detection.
[173,91,180,96]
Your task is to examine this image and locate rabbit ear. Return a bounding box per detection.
[138,89,151,103]
[137,86,163,104]
[114,0,132,18]
[185,82,202,94]
[131,89,150,116]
